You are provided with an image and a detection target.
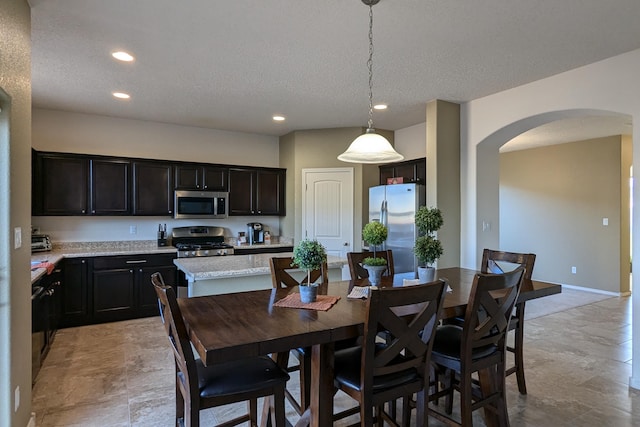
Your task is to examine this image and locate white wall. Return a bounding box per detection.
[31,109,284,241]
[460,48,640,389]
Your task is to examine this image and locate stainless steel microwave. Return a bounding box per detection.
[174,190,228,219]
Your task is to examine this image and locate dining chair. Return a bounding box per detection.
[429,267,525,427]
[269,256,328,416]
[332,279,448,426]
[481,249,536,395]
[151,272,290,427]
[347,249,395,280]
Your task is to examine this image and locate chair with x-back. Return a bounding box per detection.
[151,272,290,427]
[429,267,525,426]
[332,280,448,426]
[481,249,536,395]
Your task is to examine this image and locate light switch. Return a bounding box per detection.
[14,227,21,249]
[603,218,609,226]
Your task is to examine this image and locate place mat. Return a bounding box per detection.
[274,293,341,311]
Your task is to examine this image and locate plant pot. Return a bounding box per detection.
[418,266,436,283]
[364,265,387,286]
[299,284,319,303]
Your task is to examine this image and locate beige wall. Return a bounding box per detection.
[278,127,394,247]
[500,136,630,294]
[1,0,33,425]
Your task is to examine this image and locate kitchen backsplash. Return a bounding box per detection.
[32,216,282,243]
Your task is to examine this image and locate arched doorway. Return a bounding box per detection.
[476,109,632,294]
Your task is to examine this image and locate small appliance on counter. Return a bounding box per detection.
[247,222,264,245]
[31,234,52,253]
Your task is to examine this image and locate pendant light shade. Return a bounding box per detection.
[338,128,404,164]
[338,0,403,164]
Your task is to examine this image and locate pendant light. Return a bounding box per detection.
[338,0,404,164]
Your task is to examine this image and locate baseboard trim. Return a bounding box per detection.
[560,283,621,297]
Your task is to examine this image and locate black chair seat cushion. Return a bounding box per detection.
[333,344,419,393]
[432,325,497,361]
[194,356,290,398]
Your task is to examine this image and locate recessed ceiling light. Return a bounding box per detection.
[273,115,286,121]
[373,104,388,110]
[112,92,131,99]
[111,51,134,62]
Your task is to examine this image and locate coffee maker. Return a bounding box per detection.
[247,222,264,245]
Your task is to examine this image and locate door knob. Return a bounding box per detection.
[343,242,349,246]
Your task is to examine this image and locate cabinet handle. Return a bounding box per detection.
[130,269,133,273]
[81,260,86,264]
[168,210,172,214]
[126,260,147,264]
[81,209,86,214]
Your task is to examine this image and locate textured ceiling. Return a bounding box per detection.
[29,0,640,144]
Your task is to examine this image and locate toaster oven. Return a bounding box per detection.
[31,234,52,253]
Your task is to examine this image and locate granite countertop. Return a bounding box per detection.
[174,252,346,281]
[30,240,177,284]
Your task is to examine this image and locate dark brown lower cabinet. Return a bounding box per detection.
[61,254,177,327]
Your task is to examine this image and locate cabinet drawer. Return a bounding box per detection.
[93,254,176,270]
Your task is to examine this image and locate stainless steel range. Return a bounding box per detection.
[172,226,234,258]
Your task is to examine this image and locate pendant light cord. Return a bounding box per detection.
[367,3,375,131]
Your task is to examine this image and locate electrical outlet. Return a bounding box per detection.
[14,227,22,249]
[129,225,137,234]
[603,217,609,226]
[571,266,577,274]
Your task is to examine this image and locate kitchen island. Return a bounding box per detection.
[174,252,348,297]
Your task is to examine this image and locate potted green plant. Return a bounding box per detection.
[361,221,388,286]
[292,239,327,303]
[413,206,443,282]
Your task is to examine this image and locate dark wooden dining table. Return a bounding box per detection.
[177,267,561,427]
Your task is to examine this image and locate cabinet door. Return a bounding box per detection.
[202,166,228,191]
[137,265,176,317]
[60,258,89,328]
[133,161,173,215]
[39,154,89,215]
[174,164,201,189]
[228,168,255,215]
[91,159,131,215]
[255,169,285,215]
[92,268,136,322]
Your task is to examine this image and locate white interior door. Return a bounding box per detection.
[302,168,354,259]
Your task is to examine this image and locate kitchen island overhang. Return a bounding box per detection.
[174,252,347,297]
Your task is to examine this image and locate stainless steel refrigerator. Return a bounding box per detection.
[369,183,425,277]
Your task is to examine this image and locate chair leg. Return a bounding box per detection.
[514,302,527,395]
[444,369,454,415]
[460,366,473,427]
[495,362,511,427]
[413,390,428,427]
[248,398,258,426]
[273,387,287,427]
[175,378,185,426]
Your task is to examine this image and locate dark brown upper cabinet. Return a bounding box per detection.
[174,163,228,191]
[228,167,286,216]
[33,152,130,216]
[91,158,131,215]
[379,157,426,186]
[132,161,173,216]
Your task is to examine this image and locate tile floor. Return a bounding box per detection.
[31,288,639,426]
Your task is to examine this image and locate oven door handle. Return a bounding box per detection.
[32,286,44,301]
